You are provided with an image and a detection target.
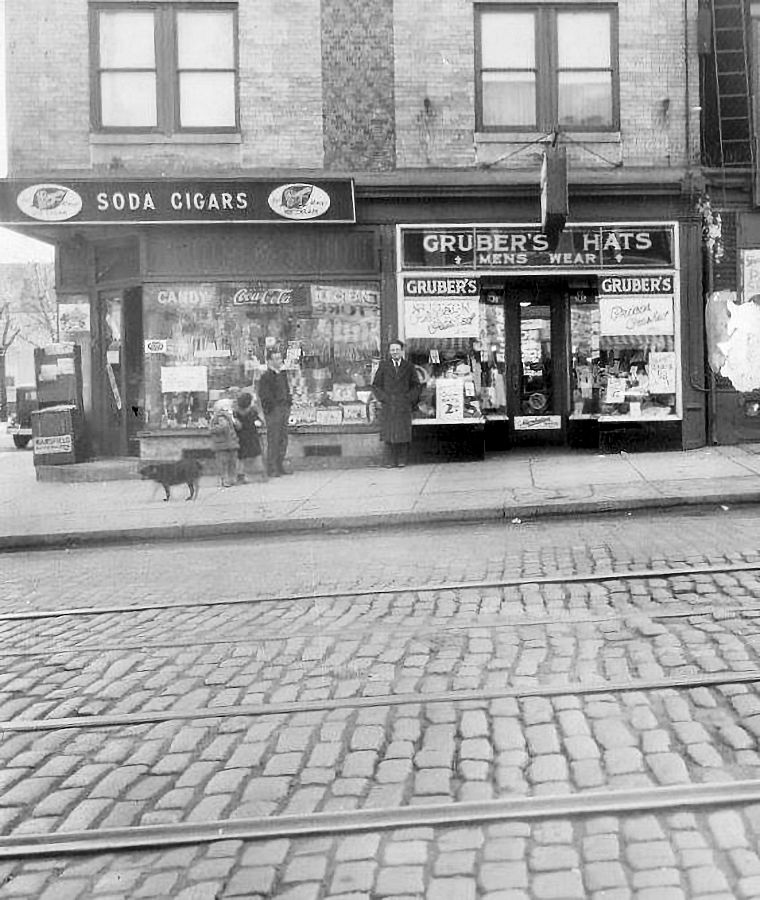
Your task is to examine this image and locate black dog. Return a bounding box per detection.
[139,459,202,501]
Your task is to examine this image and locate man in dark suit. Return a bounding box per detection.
[257,350,292,477]
[371,339,421,468]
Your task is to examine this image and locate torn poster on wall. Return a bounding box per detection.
[706,291,760,392]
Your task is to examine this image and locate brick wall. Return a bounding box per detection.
[617,0,697,168]
[4,0,324,175]
[394,0,700,172]
[321,0,395,171]
[238,0,323,169]
[5,0,702,178]
[5,1,91,173]
[394,0,477,169]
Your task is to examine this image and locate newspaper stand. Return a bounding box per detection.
[31,405,83,466]
[31,343,87,468]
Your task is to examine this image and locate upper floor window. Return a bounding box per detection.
[476,4,618,132]
[92,4,238,132]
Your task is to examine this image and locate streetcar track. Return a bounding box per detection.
[1,559,759,621]
[3,669,760,732]
[0,601,756,657]
[6,551,760,872]
[2,779,760,859]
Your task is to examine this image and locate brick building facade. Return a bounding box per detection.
[1,0,710,461]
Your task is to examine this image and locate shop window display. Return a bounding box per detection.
[570,290,678,420]
[142,282,381,430]
[408,297,507,422]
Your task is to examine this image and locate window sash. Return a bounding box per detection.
[476,4,618,132]
[92,3,238,134]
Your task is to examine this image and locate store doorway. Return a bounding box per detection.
[94,287,144,457]
[503,278,569,443]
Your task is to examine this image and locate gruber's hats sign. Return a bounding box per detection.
[0,179,356,225]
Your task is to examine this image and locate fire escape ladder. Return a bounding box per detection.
[711,0,754,166]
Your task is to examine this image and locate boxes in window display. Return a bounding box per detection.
[341,402,368,422]
[316,407,343,426]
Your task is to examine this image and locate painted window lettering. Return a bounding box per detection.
[233,288,293,306]
[156,289,210,307]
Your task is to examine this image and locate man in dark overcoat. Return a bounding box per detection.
[371,339,421,467]
[258,350,292,477]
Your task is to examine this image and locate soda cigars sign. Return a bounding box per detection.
[0,179,356,224]
[401,224,675,270]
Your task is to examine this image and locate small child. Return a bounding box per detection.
[234,392,268,483]
[209,399,239,488]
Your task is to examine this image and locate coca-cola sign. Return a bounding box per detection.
[233,288,293,306]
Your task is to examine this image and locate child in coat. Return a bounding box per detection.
[209,399,239,488]
[234,391,268,483]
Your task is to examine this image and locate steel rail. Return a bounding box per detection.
[3,779,760,858]
[5,669,760,733]
[0,560,759,622]
[0,601,755,658]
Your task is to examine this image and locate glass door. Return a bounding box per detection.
[94,287,143,456]
[504,279,569,442]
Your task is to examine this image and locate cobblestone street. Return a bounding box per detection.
[3,508,760,897]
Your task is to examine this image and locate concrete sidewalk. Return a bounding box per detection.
[2,430,760,550]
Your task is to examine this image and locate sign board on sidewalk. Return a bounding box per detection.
[33,434,73,454]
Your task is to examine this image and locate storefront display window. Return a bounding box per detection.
[401,278,507,423]
[570,288,678,420]
[142,282,381,430]
[398,222,681,431]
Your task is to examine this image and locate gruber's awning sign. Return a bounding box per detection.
[0,179,356,225]
[400,224,675,270]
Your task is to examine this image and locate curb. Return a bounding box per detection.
[1,490,758,553]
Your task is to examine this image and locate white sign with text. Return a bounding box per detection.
[436,379,465,420]
[160,365,208,394]
[405,298,479,338]
[647,351,677,394]
[599,295,673,335]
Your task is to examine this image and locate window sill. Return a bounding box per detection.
[90,132,242,146]
[475,131,621,144]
